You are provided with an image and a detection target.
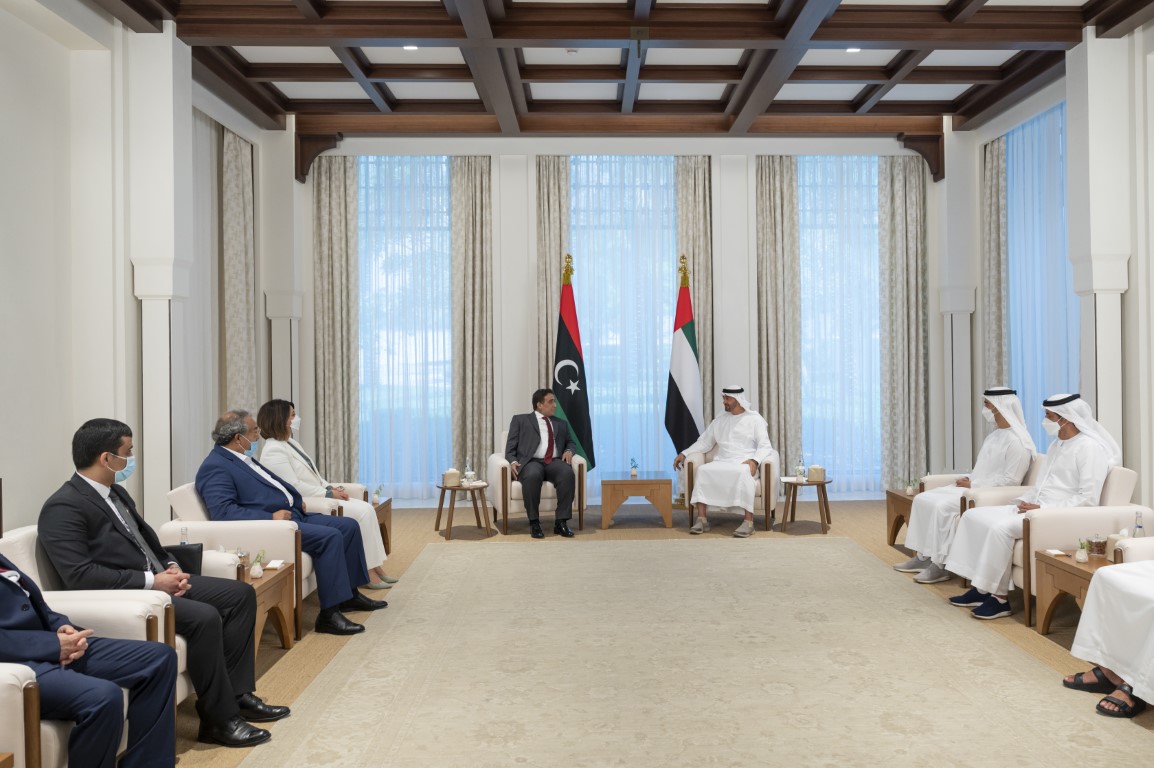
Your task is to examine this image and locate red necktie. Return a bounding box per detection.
[544,417,555,465]
[0,566,25,588]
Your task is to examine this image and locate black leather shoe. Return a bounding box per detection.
[553,521,575,537]
[530,520,544,539]
[314,610,364,635]
[237,693,291,722]
[339,592,388,612]
[197,716,271,748]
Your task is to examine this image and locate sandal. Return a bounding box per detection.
[1096,683,1148,719]
[1063,666,1117,694]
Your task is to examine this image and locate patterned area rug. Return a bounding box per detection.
[241,539,1151,766]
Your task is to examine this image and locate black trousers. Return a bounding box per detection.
[175,574,257,724]
[517,458,575,522]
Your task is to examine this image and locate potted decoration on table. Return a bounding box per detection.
[630,458,638,478]
[904,479,918,496]
[249,549,266,580]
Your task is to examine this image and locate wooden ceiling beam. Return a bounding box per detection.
[620,0,654,114]
[749,114,942,135]
[190,47,286,131]
[1093,0,1154,38]
[245,63,474,83]
[729,0,842,134]
[952,50,1065,131]
[448,0,521,133]
[944,0,990,24]
[298,113,502,135]
[88,0,174,33]
[333,47,395,113]
[290,0,326,21]
[854,50,932,114]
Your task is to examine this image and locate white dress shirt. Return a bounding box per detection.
[532,412,559,461]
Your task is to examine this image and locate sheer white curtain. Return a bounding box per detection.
[569,155,678,500]
[358,156,453,500]
[1005,103,1077,446]
[796,156,882,496]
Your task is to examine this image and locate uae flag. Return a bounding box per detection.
[664,262,705,453]
[553,258,596,469]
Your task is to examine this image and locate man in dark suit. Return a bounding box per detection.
[0,551,177,768]
[195,409,386,636]
[504,388,578,539]
[39,419,290,749]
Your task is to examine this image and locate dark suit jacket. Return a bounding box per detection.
[195,445,306,523]
[0,552,72,673]
[39,475,177,591]
[504,412,578,466]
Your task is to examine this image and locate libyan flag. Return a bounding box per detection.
[553,270,596,470]
[664,273,705,453]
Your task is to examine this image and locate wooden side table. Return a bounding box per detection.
[780,477,833,534]
[435,483,493,540]
[373,496,393,556]
[886,489,915,546]
[1034,549,1119,635]
[0,751,13,768]
[600,472,673,529]
[239,562,295,660]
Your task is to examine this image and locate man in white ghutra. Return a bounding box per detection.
[673,385,776,538]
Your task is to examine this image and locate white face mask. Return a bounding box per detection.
[981,408,995,424]
[290,416,301,432]
[1042,419,1061,436]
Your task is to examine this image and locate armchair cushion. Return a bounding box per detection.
[1118,537,1154,562]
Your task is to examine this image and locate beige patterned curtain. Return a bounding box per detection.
[675,156,716,422]
[754,156,803,473]
[450,156,494,480]
[312,156,360,482]
[981,137,1010,386]
[879,156,929,486]
[221,129,257,410]
[536,155,569,384]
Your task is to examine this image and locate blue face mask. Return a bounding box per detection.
[110,454,136,483]
[241,434,260,458]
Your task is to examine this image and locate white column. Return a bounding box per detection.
[125,22,194,525]
[261,116,302,403]
[712,155,755,389]
[1066,28,1132,452]
[494,154,532,431]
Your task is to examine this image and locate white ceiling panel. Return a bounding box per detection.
[513,0,627,3]
[799,49,901,67]
[234,46,340,64]
[775,83,864,101]
[987,0,1083,5]
[658,0,772,4]
[522,47,624,66]
[530,83,619,100]
[644,48,745,66]
[275,82,371,100]
[919,49,1019,67]
[638,83,727,101]
[361,47,465,65]
[882,83,973,101]
[386,82,480,100]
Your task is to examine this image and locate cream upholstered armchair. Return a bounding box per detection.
[160,483,341,639]
[0,525,201,768]
[1116,536,1154,562]
[917,454,1044,519]
[487,431,587,534]
[685,447,779,530]
[964,462,1146,626]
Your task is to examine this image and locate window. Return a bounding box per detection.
[1005,103,1077,446]
[796,156,882,495]
[358,156,452,499]
[569,155,679,498]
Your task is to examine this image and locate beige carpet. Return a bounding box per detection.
[236,535,1152,767]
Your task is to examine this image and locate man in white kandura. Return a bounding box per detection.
[673,385,776,538]
[894,387,1035,584]
[1061,558,1154,718]
[945,393,1120,619]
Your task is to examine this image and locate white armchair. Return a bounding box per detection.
[685,448,779,530]
[0,525,184,768]
[487,431,587,534]
[162,483,340,639]
[1116,536,1154,562]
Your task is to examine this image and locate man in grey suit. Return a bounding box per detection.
[504,388,578,539]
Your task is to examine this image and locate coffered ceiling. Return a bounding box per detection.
[89,0,1154,180]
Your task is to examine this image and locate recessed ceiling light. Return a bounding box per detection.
[846,47,861,53]
[566,48,578,56]
[403,45,419,51]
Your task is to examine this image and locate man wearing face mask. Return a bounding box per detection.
[38,419,289,749]
[195,410,384,636]
[894,387,1036,584]
[945,394,1120,619]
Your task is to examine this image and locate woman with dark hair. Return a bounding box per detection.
[256,399,395,589]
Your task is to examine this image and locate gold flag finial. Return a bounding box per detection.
[678,254,689,288]
[562,253,574,286]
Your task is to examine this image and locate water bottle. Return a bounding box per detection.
[464,457,475,484]
[1136,510,1146,538]
[180,526,189,545]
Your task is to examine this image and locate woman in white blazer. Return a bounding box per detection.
[256,399,396,589]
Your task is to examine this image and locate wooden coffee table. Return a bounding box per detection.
[600,472,673,529]
[1034,549,1119,635]
[886,488,915,546]
[240,562,295,659]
